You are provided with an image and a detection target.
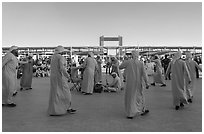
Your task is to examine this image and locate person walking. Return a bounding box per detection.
[80,52,98,95]
[151,55,166,87]
[194,56,201,78]
[185,52,202,103]
[48,45,76,116]
[110,57,120,76]
[162,54,171,80]
[2,46,28,107]
[95,55,102,84]
[166,51,191,110]
[119,50,149,119]
[20,54,34,90]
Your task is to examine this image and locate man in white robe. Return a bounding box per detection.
[151,55,166,87]
[80,52,98,95]
[119,50,149,119]
[110,57,120,76]
[2,46,28,107]
[95,55,102,84]
[166,51,191,110]
[47,46,76,116]
[20,54,34,90]
[104,72,121,92]
[185,52,202,103]
[110,56,124,90]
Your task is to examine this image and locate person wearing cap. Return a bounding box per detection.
[150,55,166,87]
[2,46,28,107]
[20,53,34,90]
[104,72,121,92]
[47,45,76,116]
[185,52,202,103]
[166,51,191,110]
[119,50,149,119]
[80,52,98,95]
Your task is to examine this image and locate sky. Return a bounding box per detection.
[2,2,202,47]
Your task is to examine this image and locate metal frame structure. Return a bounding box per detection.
[99,35,122,47]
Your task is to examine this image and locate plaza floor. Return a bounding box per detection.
[2,74,202,132]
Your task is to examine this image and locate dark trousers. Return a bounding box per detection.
[106,67,111,74]
[196,67,199,78]
[164,67,171,80]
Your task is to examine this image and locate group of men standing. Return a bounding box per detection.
[47,46,202,118]
[2,45,202,119]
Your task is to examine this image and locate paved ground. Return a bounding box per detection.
[2,74,202,132]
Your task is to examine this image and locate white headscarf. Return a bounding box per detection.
[131,50,139,59]
[186,52,192,60]
[54,45,68,54]
[28,53,33,57]
[88,52,94,58]
[172,51,182,64]
[9,45,18,52]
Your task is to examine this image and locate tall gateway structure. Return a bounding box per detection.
[99,35,122,47]
[99,35,123,56]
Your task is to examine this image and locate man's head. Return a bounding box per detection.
[175,51,182,59]
[28,54,33,59]
[111,57,115,61]
[88,52,94,57]
[173,51,182,62]
[96,55,100,59]
[186,52,192,59]
[9,46,18,57]
[154,55,159,59]
[131,50,139,59]
[55,45,68,55]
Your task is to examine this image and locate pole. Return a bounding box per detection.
[70,46,72,58]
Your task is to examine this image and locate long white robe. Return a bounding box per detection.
[81,57,98,93]
[185,59,202,99]
[166,59,191,106]
[111,59,124,88]
[111,59,120,76]
[107,76,121,92]
[2,52,18,104]
[152,59,165,84]
[119,59,148,117]
[20,58,34,89]
[47,53,71,115]
[95,58,102,83]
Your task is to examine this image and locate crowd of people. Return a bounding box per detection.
[17,56,51,79]
[2,45,202,119]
